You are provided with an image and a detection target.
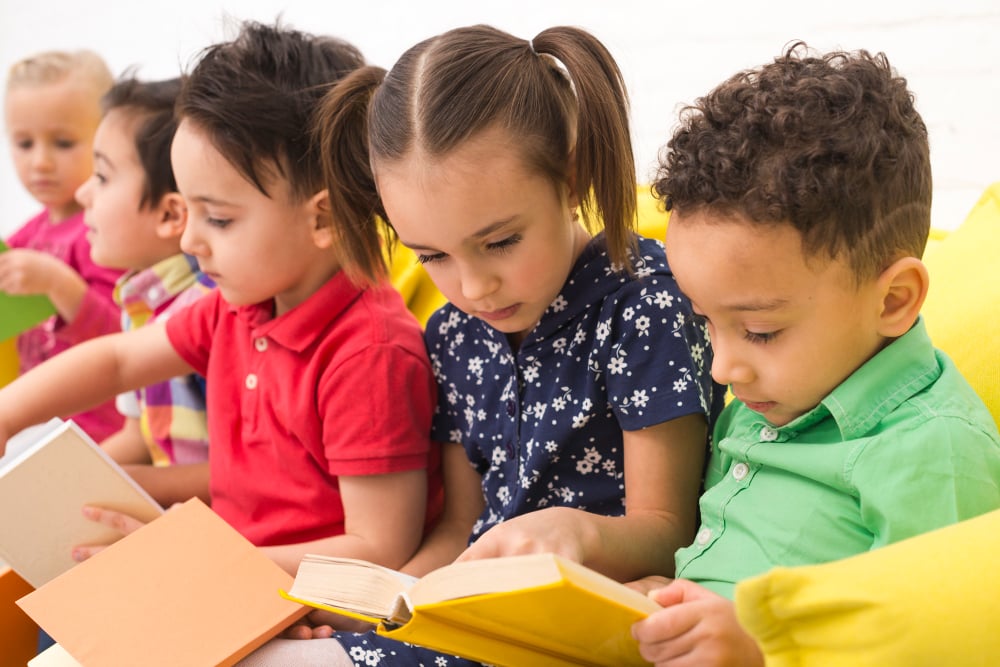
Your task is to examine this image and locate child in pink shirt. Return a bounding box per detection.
[2,50,124,440]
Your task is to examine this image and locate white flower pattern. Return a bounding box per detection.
[335,234,722,667]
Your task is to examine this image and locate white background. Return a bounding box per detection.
[2,0,998,236]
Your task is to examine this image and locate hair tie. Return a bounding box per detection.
[537,52,577,99]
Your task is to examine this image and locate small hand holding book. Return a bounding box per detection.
[281,552,660,667]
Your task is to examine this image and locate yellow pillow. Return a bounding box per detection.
[922,182,1000,427]
[734,507,1000,666]
[0,338,17,388]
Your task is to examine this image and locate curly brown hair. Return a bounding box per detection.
[654,42,931,281]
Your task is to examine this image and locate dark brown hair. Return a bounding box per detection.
[176,21,364,202]
[655,42,931,281]
[101,76,182,209]
[316,24,636,286]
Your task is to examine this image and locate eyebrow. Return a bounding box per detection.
[185,194,237,207]
[720,297,790,313]
[401,217,516,252]
[93,151,113,169]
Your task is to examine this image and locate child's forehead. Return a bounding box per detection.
[6,78,102,124]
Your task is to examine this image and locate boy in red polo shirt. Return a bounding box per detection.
[0,22,441,577]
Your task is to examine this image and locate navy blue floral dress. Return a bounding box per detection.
[335,233,724,666]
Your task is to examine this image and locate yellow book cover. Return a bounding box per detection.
[281,552,659,667]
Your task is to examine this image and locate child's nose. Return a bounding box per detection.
[179,220,206,257]
[459,264,500,302]
[30,145,55,170]
[710,340,753,387]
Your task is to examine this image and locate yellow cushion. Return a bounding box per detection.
[734,507,1000,666]
[922,182,1000,427]
[0,338,17,388]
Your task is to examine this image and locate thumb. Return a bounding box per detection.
[648,578,701,608]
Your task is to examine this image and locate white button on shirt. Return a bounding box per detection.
[245,373,258,390]
[254,337,268,352]
[760,426,779,441]
[696,527,712,545]
[732,462,750,481]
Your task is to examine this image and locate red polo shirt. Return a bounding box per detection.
[166,271,439,546]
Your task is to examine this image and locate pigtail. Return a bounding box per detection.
[531,27,637,271]
[313,65,390,287]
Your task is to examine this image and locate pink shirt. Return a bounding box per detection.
[166,271,441,547]
[7,209,124,440]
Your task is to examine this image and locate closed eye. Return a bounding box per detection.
[486,234,521,254]
[744,330,779,344]
[415,251,446,265]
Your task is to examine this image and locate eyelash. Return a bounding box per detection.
[744,331,778,344]
[206,217,232,228]
[692,313,778,344]
[415,234,522,265]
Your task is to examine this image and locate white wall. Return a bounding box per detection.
[2,0,998,236]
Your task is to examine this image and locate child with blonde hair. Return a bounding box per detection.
[2,49,124,440]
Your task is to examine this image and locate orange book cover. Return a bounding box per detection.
[17,498,307,667]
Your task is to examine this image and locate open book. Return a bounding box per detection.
[0,239,56,342]
[281,552,660,667]
[0,418,164,588]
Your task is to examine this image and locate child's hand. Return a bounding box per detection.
[72,505,148,562]
[283,609,375,639]
[455,506,593,564]
[631,579,764,667]
[0,248,62,296]
[626,574,673,596]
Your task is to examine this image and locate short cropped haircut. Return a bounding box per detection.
[102,76,182,209]
[175,21,364,202]
[6,49,113,97]
[655,42,931,281]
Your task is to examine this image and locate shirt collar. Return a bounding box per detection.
[116,254,204,319]
[232,270,363,353]
[818,317,939,439]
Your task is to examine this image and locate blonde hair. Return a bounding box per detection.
[6,49,113,98]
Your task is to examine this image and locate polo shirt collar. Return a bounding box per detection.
[231,270,363,353]
[787,317,939,439]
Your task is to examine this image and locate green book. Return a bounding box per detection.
[0,240,56,342]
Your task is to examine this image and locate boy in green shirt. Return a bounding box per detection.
[631,43,1000,666]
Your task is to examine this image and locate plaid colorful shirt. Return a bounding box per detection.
[115,254,215,465]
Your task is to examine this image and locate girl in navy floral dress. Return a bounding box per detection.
[242,23,724,667]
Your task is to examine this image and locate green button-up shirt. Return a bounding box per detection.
[676,318,1000,598]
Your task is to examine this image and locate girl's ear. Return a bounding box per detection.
[875,256,929,338]
[565,150,580,213]
[154,193,187,240]
[307,189,335,249]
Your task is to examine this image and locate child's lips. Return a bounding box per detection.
[478,304,519,321]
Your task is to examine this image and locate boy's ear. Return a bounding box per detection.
[154,193,187,240]
[875,256,929,338]
[307,189,335,249]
